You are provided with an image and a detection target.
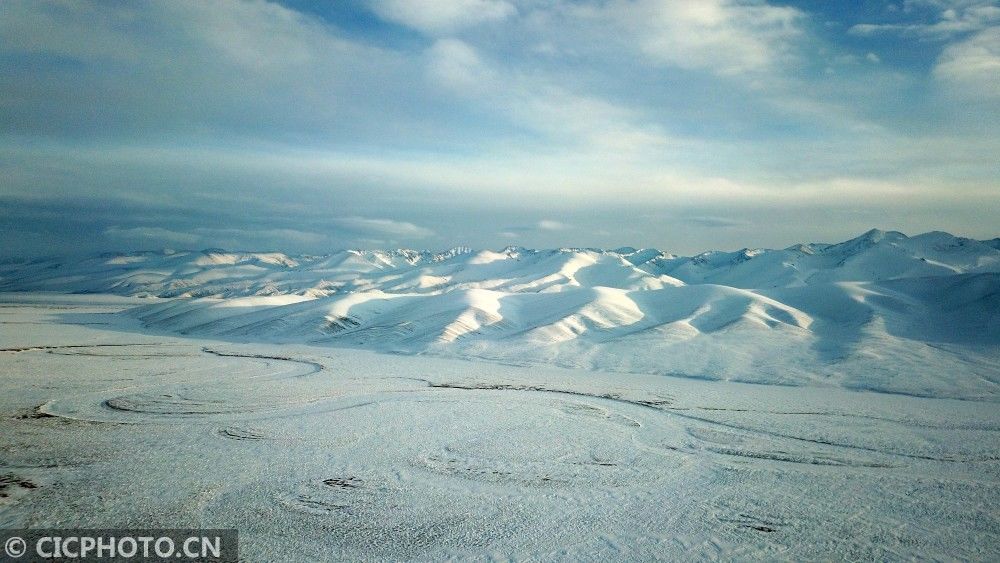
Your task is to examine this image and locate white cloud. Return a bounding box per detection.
[934,26,1000,99]
[369,0,516,34]
[426,39,493,93]
[419,34,682,161]
[599,0,805,76]
[0,0,421,143]
[422,35,680,156]
[331,217,434,238]
[537,219,569,231]
[849,2,999,38]
[498,220,572,235]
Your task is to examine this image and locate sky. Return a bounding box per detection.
[1,0,998,257]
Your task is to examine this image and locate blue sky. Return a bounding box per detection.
[1,0,998,256]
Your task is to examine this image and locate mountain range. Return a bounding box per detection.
[3,229,998,400]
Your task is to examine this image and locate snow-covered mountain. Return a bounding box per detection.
[4,229,998,297]
[3,229,999,399]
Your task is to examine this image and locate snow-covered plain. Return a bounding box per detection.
[1,230,999,559]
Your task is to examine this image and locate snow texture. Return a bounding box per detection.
[0,293,997,560]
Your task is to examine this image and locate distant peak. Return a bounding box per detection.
[824,229,907,252]
[860,228,907,242]
[785,243,817,255]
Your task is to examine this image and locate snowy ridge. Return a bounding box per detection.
[3,229,999,399]
[3,229,998,297]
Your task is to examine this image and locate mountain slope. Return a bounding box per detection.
[2,229,998,400]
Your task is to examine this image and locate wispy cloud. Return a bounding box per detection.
[612,0,805,76]
[500,220,572,236]
[682,216,745,228]
[933,27,1000,99]
[369,0,516,34]
[849,2,999,38]
[331,217,434,238]
[536,219,570,231]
